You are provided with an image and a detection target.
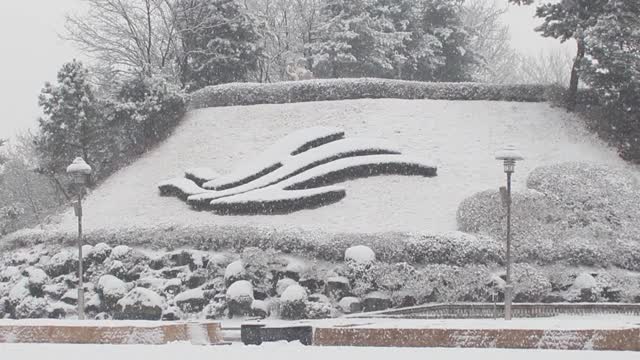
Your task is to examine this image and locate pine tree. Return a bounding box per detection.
[581,0,640,112]
[37,60,102,176]
[307,0,409,78]
[176,0,264,90]
[509,0,609,110]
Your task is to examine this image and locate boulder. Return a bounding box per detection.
[114,287,164,320]
[163,278,182,295]
[226,280,253,317]
[339,297,362,314]
[345,245,375,266]
[175,288,208,313]
[186,268,208,289]
[363,291,392,312]
[325,276,350,299]
[162,306,182,321]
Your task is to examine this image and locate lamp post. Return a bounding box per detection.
[495,145,523,321]
[66,157,92,320]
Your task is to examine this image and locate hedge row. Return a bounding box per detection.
[4,224,640,270]
[188,78,550,109]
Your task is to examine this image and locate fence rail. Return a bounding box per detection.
[348,302,640,319]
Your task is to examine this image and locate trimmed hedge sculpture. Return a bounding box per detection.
[158,127,437,214]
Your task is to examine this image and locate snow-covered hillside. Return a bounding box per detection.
[52,99,637,234]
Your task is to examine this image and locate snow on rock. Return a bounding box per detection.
[345,245,376,265]
[114,287,164,320]
[281,284,307,303]
[61,289,79,306]
[163,278,182,294]
[174,288,208,313]
[224,260,245,283]
[338,296,362,314]
[110,245,132,260]
[363,291,392,312]
[276,278,298,296]
[97,275,127,307]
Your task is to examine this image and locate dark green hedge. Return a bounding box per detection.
[189,78,550,109]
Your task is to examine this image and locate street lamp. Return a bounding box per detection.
[495,144,523,321]
[66,157,92,320]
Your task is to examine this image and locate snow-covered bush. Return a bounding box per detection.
[14,297,49,319]
[226,280,254,317]
[96,275,127,309]
[304,300,333,319]
[114,287,164,320]
[279,284,307,320]
[512,263,552,302]
[457,162,640,271]
[189,79,548,110]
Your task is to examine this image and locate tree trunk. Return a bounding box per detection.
[567,37,585,111]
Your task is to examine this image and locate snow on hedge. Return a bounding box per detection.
[203,126,345,190]
[158,178,206,200]
[345,245,375,265]
[184,167,219,186]
[188,78,549,110]
[187,138,402,204]
[208,186,346,215]
[159,127,436,215]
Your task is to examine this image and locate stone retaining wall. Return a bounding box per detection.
[313,327,640,351]
[0,321,224,345]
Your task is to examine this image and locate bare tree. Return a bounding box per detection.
[245,0,322,82]
[462,0,521,84]
[517,47,574,85]
[65,0,180,81]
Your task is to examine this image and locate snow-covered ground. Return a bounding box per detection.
[51,99,638,234]
[1,342,638,360]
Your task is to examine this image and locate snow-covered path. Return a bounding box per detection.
[1,342,637,360]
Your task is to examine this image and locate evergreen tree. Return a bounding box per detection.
[307,0,409,78]
[36,60,102,176]
[581,0,640,113]
[175,0,264,90]
[308,0,475,81]
[509,0,609,110]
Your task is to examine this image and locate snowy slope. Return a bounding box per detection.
[51,99,638,234]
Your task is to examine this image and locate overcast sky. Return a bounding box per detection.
[0,0,571,140]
